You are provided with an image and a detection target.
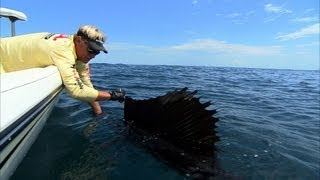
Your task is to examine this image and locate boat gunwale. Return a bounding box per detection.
[0,86,63,169]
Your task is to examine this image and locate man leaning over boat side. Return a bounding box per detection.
[0,25,125,115]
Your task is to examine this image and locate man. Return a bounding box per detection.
[0,25,125,115]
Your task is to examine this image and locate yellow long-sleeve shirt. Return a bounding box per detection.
[0,33,98,102]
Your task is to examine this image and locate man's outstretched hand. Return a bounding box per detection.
[109,89,126,103]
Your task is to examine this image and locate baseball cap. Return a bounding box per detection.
[77,25,108,54]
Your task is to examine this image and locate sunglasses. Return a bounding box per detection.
[87,47,100,55]
[84,40,100,55]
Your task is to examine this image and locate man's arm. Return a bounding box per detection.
[76,62,116,114]
[96,91,111,101]
[90,90,124,115]
[90,91,110,115]
[89,101,102,115]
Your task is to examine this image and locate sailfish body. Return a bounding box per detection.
[124,88,223,179]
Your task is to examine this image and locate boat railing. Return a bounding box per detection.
[0,7,27,36]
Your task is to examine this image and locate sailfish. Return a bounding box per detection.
[124,88,226,179]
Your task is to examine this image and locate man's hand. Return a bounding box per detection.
[109,89,126,103]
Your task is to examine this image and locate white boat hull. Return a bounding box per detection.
[0,66,63,179]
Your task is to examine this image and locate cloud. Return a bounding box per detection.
[169,39,282,56]
[291,17,319,23]
[103,39,317,70]
[226,13,241,18]
[276,23,320,41]
[264,4,292,14]
[295,41,320,48]
[263,3,292,22]
[107,39,282,58]
[219,10,255,25]
[192,0,198,5]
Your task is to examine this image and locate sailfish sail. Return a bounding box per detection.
[124,87,221,178]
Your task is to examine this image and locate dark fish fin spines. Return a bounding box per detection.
[124,87,220,157]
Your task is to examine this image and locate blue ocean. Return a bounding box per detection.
[11,64,320,180]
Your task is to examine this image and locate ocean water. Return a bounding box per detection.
[11,64,320,180]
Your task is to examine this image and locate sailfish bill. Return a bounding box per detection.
[124,88,224,178]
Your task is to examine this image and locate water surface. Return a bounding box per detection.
[12,64,320,179]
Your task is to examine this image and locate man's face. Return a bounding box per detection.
[75,36,98,64]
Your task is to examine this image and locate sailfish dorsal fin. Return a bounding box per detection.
[124,87,219,156]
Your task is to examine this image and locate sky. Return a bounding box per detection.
[1,0,319,70]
